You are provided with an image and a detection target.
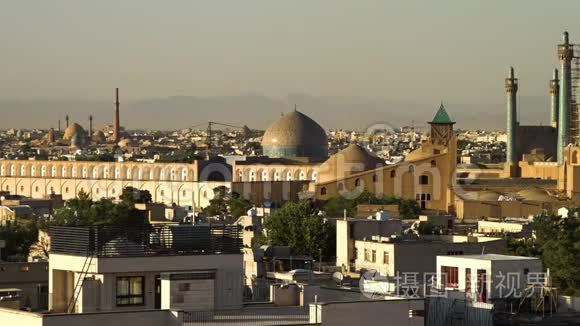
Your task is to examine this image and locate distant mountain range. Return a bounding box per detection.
[0,94,553,131]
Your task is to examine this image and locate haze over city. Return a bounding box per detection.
[2,0,580,130]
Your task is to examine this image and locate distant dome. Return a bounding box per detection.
[317,143,384,183]
[93,130,106,142]
[63,123,86,140]
[261,110,328,158]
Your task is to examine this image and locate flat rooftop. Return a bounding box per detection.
[442,254,539,261]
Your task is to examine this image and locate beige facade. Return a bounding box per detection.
[232,160,320,183]
[48,253,243,313]
[0,160,230,208]
[352,235,506,280]
[436,254,542,301]
[335,218,403,271]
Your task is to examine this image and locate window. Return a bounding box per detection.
[390,170,396,178]
[419,175,429,185]
[441,266,458,288]
[371,250,376,263]
[320,187,327,196]
[383,252,389,265]
[364,249,370,262]
[523,268,529,275]
[408,165,414,173]
[465,268,472,292]
[434,149,441,155]
[372,175,377,182]
[354,178,361,187]
[116,276,145,306]
[338,183,344,191]
[354,248,358,260]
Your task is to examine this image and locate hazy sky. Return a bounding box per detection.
[1,1,579,129]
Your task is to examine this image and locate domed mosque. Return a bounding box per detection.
[261,110,328,159]
[232,109,329,183]
[317,143,385,184]
[63,123,88,148]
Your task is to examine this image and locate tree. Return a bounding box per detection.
[323,190,420,218]
[263,200,335,258]
[52,189,147,226]
[0,221,39,261]
[203,186,252,217]
[505,210,580,295]
[119,187,152,206]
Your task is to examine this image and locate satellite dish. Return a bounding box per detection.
[332,272,344,285]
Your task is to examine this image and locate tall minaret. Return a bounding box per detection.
[550,68,560,128]
[557,31,573,164]
[58,119,61,132]
[65,115,69,128]
[113,88,120,143]
[505,66,518,174]
[89,115,93,136]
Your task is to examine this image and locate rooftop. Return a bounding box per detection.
[49,224,242,258]
[442,254,539,261]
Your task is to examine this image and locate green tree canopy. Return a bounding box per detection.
[262,200,335,258]
[119,187,152,206]
[506,209,580,295]
[203,186,252,217]
[323,190,420,218]
[52,189,147,226]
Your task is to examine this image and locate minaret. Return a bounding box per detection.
[113,88,120,143]
[89,115,93,136]
[557,31,573,164]
[505,67,518,173]
[550,68,560,128]
[58,120,61,132]
[65,115,69,128]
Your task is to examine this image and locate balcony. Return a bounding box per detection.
[49,224,242,258]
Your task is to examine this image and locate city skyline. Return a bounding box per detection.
[1,1,580,129]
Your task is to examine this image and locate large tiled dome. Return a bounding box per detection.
[261,110,328,158]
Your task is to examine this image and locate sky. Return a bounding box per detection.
[1,0,579,130]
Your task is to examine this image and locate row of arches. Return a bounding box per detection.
[236,168,317,182]
[0,161,194,182]
[0,178,220,207]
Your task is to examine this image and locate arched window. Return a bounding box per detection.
[320,187,327,195]
[112,188,116,195]
[430,160,437,168]
[65,187,69,193]
[390,170,396,178]
[408,165,414,173]
[355,178,361,187]
[20,185,24,192]
[286,171,293,181]
[338,183,344,191]
[35,186,39,192]
[372,175,378,183]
